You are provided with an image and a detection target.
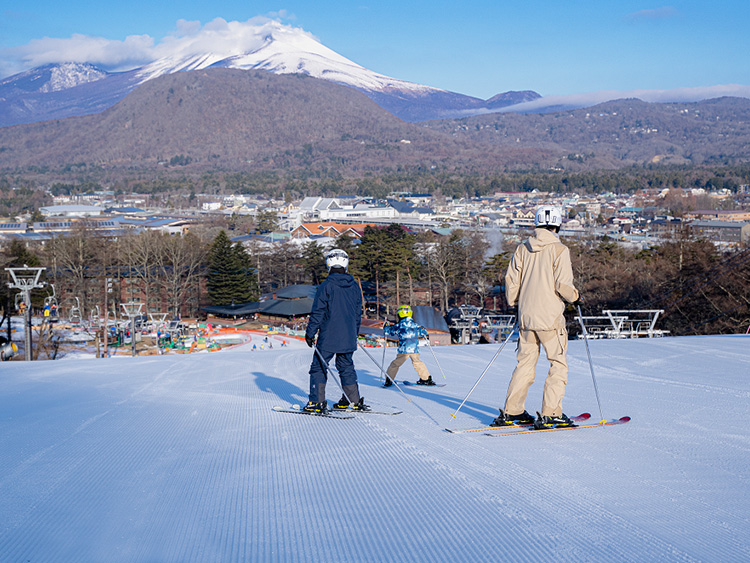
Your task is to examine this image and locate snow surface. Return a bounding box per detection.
[136,20,441,95]
[40,63,109,93]
[0,335,748,562]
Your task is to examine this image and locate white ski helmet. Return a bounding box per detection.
[534,205,563,228]
[325,248,349,271]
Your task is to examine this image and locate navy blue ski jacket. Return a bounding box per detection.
[305,272,362,353]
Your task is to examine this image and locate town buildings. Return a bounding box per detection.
[3,186,750,247]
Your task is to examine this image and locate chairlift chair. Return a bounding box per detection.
[43,285,59,322]
[69,297,82,325]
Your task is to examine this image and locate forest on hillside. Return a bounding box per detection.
[2,222,748,337]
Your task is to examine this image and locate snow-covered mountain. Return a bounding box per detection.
[0,20,537,127]
[0,62,110,94]
[137,21,438,95]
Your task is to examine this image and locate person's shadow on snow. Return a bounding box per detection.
[353,352,500,422]
[252,371,308,405]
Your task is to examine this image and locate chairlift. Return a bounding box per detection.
[43,284,58,309]
[149,312,168,333]
[69,297,82,325]
[578,309,668,339]
[458,305,483,319]
[43,284,59,321]
[89,305,100,327]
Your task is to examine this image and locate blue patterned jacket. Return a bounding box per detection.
[384,317,427,354]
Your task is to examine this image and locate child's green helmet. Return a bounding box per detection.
[397,305,413,319]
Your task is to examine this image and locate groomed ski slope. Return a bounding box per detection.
[0,335,748,562]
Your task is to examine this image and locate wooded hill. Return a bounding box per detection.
[1,68,749,176]
[0,69,550,173]
[425,97,750,170]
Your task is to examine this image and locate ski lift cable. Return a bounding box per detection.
[658,249,750,313]
[655,253,750,310]
[644,246,750,307]
[642,246,750,308]
[645,247,750,310]
[681,300,750,334]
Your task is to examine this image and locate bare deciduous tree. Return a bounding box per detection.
[44,222,101,316]
[153,232,207,316]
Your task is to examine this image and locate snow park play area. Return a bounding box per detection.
[0,334,748,562]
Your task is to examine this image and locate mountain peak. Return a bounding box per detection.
[486,90,541,108]
[0,62,109,94]
[134,19,440,96]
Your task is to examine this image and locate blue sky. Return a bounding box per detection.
[1,1,748,99]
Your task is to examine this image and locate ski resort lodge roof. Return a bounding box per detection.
[291,222,374,239]
[38,205,104,217]
[204,285,319,319]
[412,306,450,333]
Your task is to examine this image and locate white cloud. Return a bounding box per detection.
[145,17,320,65]
[627,6,679,21]
[0,33,154,76]
[498,85,750,113]
[0,17,316,78]
[267,9,296,21]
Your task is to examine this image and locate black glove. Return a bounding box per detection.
[573,295,584,308]
[305,334,315,348]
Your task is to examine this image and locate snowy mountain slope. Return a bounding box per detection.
[0,335,748,561]
[137,20,437,95]
[0,63,109,94]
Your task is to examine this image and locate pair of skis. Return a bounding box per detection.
[272,405,402,419]
[393,380,446,388]
[446,412,631,436]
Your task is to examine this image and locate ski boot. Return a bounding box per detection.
[416,376,436,386]
[302,401,328,413]
[490,409,535,427]
[533,412,574,430]
[383,378,394,388]
[332,394,352,410]
[350,397,372,412]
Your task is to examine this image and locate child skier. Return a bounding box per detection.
[383,305,435,387]
[494,205,580,428]
[303,249,370,413]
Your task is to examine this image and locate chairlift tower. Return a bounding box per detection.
[121,302,143,357]
[6,266,46,361]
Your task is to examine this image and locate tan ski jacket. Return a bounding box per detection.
[505,228,579,331]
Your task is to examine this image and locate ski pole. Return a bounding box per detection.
[313,344,352,403]
[381,333,388,383]
[424,338,447,380]
[357,342,412,403]
[577,305,605,423]
[450,322,518,420]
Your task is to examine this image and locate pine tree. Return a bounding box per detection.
[207,231,259,306]
[232,242,259,303]
[350,224,418,313]
[300,241,326,285]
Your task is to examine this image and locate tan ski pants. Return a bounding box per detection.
[386,353,430,382]
[504,327,569,417]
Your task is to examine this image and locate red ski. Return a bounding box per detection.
[446,413,591,434]
[485,416,631,437]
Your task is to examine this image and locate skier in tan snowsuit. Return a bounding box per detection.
[494,205,580,428]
